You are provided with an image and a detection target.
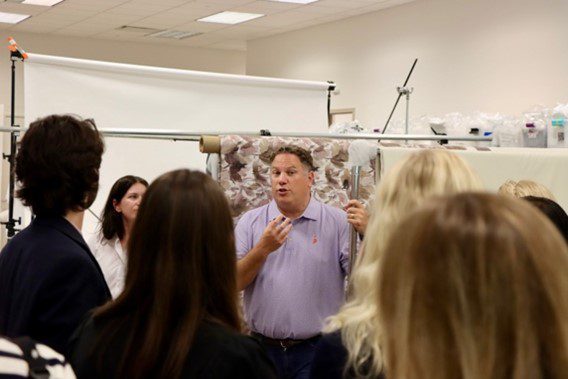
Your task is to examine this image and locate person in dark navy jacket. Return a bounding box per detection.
[0,114,111,356]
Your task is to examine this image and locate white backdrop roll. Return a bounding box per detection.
[23,53,331,240]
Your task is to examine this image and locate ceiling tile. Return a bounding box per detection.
[245,10,320,27]
[0,0,418,51]
[193,0,253,6]
[54,1,122,12]
[362,0,415,11]
[316,0,377,9]
[104,3,173,17]
[230,1,302,15]
[86,12,144,25]
[54,22,114,35]
[295,4,348,15]
[174,20,228,32]
[127,0,189,5]
[0,3,48,16]
[172,2,230,16]
[174,32,227,47]
[211,24,271,38]
[9,22,62,33]
[132,14,192,29]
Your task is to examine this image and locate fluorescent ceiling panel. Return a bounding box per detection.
[0,11,30,24]
[198,11,264,25]
[268,0,319,3]
[22,0,64,5]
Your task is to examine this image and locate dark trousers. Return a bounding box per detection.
[259,337,320,379]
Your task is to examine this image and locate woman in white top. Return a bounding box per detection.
[89,175,148,298]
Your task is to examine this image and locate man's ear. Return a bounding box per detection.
[308,171,315,185]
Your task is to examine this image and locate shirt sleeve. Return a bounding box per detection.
[234,214,252,260]
[338,215,351,274]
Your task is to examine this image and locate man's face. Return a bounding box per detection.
[271,153,314,212]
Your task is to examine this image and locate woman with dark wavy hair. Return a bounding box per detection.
[88,175,148,298]
[69,169,276,379]
[0,114,111,354]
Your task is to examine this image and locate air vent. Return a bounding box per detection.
[147,30,203,40]
[116,25,162,34]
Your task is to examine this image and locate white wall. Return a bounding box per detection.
[246,0,568,130]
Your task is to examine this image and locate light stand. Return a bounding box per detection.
[3,39,27,238]
[397,86,414,135]
[382,58,418,135]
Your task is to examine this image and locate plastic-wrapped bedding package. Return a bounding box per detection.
[522,108,548,148]
[329,120,366,134]
[493,118,523,147]
[549,104,568,148]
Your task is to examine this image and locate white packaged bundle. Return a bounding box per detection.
[522,109,547,148]
[548,104,568,148]
[494,118,523,147]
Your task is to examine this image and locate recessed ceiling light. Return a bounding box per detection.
[197,11,264,25]
[22,0,64,5]
[0,11,30,24]
[268,0,319,3]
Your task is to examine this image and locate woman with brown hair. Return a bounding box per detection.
[88,175,148,298]
[378,193,568,379]
[69,169,276,379]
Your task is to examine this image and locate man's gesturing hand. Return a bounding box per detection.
[258,215,292,254]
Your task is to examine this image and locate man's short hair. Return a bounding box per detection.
[269,146,316,171]
[16,114,105,216]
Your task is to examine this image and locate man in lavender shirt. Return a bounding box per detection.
[235,146,350,379]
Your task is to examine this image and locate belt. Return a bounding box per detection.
[252,332,321,350]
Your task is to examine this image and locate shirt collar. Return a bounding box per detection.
[268,196,319,221]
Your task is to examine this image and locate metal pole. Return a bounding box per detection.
[347,165,361,297]
[0,128,494,142]
[4,58,20,238]
[405,92,410,135]
[375,148,383,184]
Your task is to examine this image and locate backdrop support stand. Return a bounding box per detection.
[3,39,27,238]
[382,58,418,134]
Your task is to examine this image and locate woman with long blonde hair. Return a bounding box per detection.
[379,193,568,379]
[311,149,483,378]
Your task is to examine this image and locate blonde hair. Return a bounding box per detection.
[379,193,568,379]
[498,179,556,200]
[325,149,483,377]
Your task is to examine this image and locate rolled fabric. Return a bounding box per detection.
[199,135,221,153]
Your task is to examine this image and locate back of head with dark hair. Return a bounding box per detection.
[270,145,316,171]
[523,196,568,244]
[93,169,240,379]
[100,175,148,240]
[16,114,104,216]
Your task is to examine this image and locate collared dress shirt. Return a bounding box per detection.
[235,197,350,340]
[87,236,126,299]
